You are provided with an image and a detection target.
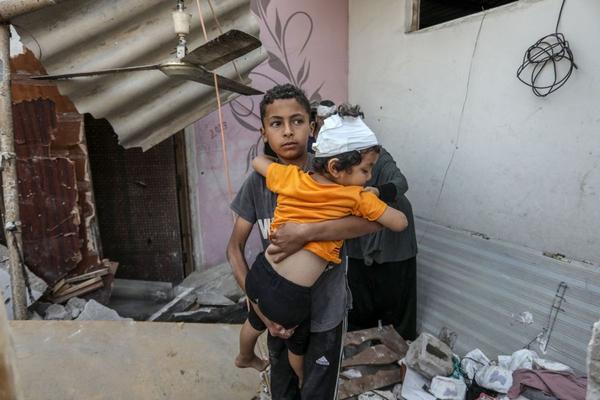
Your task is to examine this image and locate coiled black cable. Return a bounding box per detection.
[516,0,577,97]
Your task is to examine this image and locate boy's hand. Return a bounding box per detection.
[267,222,309,262]
[266,321,296,339]
[364,186,380,197]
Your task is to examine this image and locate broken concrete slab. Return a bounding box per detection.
[9,321,261,400]
[111,279,173,302]
[357,389,395,399]
[148,287,196,322]
[404,333,454,379]
[345,325,409,358]
[175,262,243,301]
[171,302,247,324]
[194,290,235,307]
[44,304,70,320]
[75,299,132,321]
[1,245,48,320]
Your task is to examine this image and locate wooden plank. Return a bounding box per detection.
[51,278,66,294]
[52,281,103,304]
[64,268,108,284]
[54,276,103,297]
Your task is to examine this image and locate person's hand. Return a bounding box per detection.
[265,320,296,339]
[364,186,380,197]
[267,222,308,262]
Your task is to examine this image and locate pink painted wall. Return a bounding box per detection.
[190,0,349,269]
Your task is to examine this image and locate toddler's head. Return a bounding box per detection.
[312,104,380,187]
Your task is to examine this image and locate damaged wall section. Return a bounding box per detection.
[9,50,115,301]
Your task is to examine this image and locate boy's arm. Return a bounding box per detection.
[226,216,294,338]
[375,207,408,232]
[251,155,275,177]
[267,217,382,262]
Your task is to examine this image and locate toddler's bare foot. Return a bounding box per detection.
[235,354,269,371]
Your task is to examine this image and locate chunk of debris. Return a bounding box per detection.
[194,290,236,307]
[75,299,132,321]
[148,287,196,322]
[1,244,48,319]
[438,326,457,349]
[170,302,246,324]
[342,344,401,368]
[341,368,363,379]
[357,389,395,399]
[44,304,70,320]
[404,333,454,379]
[345,325,409,358]
[65,297,87,319]
[338,368,404,399]
[175,262,243,301]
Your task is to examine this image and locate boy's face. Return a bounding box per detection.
[261,99,314,164]
[334,151,379,187]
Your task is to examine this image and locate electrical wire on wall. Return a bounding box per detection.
[516,0,576,97]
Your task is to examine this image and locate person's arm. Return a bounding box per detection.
[373,150,409,203]
[251,155,275,177]
[226,216,253,291]
[267,217,382,262]
[375,207,408,232]
[226,216,294,338]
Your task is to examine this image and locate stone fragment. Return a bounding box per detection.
[76,299,132,321]
[44,304,70,320]
[65,297,87,319]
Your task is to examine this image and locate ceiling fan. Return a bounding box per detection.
[31,0,263,96]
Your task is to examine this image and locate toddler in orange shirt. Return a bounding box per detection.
[236,106,408,386]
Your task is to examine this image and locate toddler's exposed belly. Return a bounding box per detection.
[264,247,328,287]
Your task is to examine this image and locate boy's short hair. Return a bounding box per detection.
[259,84,312,124]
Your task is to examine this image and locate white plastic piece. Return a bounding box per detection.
[430,376,467,400]
[533,357,573,373]
[461,348,490,381]
[172,10,191,35]
[508,349,538,372]
[475,365,513,393]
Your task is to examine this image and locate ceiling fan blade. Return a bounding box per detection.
[182,29,262,71]
[30,64,162,80]
[176,65,262,96]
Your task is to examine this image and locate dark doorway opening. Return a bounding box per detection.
[85,115,192,285]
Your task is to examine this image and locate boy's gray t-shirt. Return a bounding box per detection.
[231,168,350,333]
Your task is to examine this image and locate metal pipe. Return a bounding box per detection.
[0,0,64,22]
[0,23,27,320]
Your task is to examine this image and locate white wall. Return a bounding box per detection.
[349,0,600,264]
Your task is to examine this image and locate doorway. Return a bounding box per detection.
[85,115,193,285]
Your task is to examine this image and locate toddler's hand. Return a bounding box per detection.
[364,186,380,197]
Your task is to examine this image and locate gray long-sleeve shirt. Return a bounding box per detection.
[346,148,418,264]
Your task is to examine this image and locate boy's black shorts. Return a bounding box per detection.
[245,252,311,355]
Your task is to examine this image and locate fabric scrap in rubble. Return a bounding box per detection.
[507,369,587,400]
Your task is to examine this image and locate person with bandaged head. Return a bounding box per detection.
[343,104,418,341]
[308,100,337,152]
[237,105,408,388]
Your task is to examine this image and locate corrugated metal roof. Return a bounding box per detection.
[12,0,266,150]
[416,218,600,373]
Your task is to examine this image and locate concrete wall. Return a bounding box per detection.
[187,0,349,269]
[349,0,600,264]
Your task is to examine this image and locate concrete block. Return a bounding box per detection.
[76,299,132,321]
[65,297,87,319]
[405,333,454,379]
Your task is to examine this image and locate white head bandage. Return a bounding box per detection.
[316,104,337,117]
[312,114,378,158]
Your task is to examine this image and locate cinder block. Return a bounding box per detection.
[405,333,454,379]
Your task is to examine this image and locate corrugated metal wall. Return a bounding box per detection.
[13,0,266,150]
[416,218,600,373]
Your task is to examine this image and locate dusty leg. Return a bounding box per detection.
[288,350,304,388]
[236,319,269,371]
